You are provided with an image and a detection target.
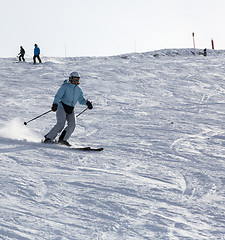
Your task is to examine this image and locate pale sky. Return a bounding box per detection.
[1,0,225,57]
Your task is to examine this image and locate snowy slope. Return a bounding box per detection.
[0,49,225,240]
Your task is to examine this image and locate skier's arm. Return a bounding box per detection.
[53,85,66,104]
[78,94,93,109]
[78,90,88,105]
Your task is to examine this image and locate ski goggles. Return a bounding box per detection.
[71,77,80,84]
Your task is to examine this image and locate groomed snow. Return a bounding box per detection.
[0,48,225,239]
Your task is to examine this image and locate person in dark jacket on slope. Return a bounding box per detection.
[44,72,93,146]
[18,46,25,61]
[33,44,42,64]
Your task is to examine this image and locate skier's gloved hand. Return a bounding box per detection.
[86,100,93,109]
[51,103,58,112]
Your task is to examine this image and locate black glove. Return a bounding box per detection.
[51,103,58,112]
[86,100,93,109]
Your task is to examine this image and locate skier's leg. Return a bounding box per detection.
[37,55,42,63]
[45,108,66,140]
[62,113,76,141]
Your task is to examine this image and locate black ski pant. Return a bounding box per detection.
[19,54,25,61]
[33,54,42,64]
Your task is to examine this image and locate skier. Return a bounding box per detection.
[204,48,207,57]
[44,72,93,146]
[18,46,25,61]
[33,44,42,64]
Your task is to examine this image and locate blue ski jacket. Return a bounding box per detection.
[53,80,87,108]
[34,46,40,55]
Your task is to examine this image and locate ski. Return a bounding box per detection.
[56,144,104,151]
[69,146,104,151]
[41,140,103,152]
[29,62,43,65]
[0,137,104,152]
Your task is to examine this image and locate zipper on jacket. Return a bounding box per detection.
[72,85,76,105]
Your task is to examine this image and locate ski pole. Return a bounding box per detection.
[76,107,88,118]
[24,107,88,125]
[24,110,52,125]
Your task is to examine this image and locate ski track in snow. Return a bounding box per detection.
[0,49,225,239]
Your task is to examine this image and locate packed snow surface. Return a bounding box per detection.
[0,49,225,239]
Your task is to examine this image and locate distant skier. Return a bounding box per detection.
[204,48,207,57]
[18,46,25,62]
[44,72,93,146]
[33,44,42,64]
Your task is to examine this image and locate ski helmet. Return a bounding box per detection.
[69,72,80,81]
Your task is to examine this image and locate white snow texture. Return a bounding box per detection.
[0,48,225,240]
